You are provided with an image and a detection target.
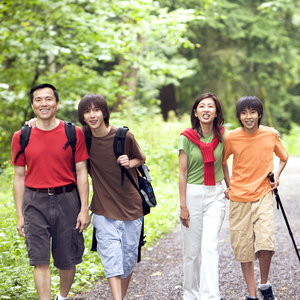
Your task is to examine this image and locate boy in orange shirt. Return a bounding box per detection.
[222,95,288,300]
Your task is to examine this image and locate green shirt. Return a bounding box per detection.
[178,130,226,185]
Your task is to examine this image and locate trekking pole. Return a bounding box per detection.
[268,172,300,262]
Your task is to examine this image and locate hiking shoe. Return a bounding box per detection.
[245,297,258,300]
[258,285,277,300]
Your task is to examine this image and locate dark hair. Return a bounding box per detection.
[30,83,59,103]
[78,94,110,130]
[236,95,264,126]
[191,93,224,143]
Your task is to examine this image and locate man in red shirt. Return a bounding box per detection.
[12,83,90,300]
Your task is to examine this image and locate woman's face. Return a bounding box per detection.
[194,97,217,126]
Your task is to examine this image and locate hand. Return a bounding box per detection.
[76,210,91,233]
[270,174,279,191]
[117,155,130,169]
[224,187,231,200]
[16,216,25,237]
[25,118,37,128]
[180,206,190,228]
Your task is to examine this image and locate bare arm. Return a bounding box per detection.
[13,166,26,237]
[271,155,289,190]
[117,155,145,169]
[75,160,90,233]
[179,150,190,228]
[222,163,231,199]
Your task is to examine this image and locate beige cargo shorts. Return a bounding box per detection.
[229,191,275,262]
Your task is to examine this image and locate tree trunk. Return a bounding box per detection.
[159,84,178,121]
[113,61,139,112]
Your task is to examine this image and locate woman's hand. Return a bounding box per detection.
[224,187,231,200]
[180,205,190,228]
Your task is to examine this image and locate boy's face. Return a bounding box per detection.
[239,107,260,134]
[83,103,106,132]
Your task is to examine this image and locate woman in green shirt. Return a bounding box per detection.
[178,93,229,300]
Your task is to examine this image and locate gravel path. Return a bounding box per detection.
[71,156,300,300]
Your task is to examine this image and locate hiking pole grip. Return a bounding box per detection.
[267,172,279,209]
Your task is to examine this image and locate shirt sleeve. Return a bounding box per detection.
[11,130,25,166]
[274,135,288,161]
[125,131,145,161]
[178,135,189,156]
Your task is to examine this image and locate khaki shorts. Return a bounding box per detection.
[229,191,275,262]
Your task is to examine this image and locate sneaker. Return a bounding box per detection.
[258,285,277,300]
[245,297,258,300]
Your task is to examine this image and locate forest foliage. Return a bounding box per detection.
[1,0,300,165]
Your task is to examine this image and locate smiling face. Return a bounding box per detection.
[239,107,260,133]
[194,97,216,127]
[31,87,59,121]
[83,104,106,133]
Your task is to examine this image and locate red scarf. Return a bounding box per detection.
[180,127,225,185]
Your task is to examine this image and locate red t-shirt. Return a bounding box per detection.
[11,120,89,188]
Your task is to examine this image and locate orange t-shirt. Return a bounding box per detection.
[222,126,288,202]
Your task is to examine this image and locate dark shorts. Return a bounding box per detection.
[23,187,84,270]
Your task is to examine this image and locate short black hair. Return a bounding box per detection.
[30,83,59,103]
[236,95,264,126]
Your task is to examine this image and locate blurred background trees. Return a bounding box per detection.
[1,0,300,165]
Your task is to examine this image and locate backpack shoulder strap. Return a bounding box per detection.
[113,126,129,158]
[63,121,77,172]
[113,126,129,185]
[84,129,92,153]
[84,129,92,173]
[14,125,31,163]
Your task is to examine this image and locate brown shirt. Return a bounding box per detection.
[89,126,145,220]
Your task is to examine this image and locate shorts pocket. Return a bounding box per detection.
[71,227,85,260]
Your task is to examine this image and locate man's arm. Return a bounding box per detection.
[75,160,90,233]
[13,166,26,237]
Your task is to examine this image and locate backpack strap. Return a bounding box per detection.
[84,129,92,172]
[63,121,77,172]
[138,218,146,263]
[14,125,31,163]
[113,126,129,185]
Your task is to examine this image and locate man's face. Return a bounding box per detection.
[31,88,59,120]
[239,107,260,133]
[83,104,106,132]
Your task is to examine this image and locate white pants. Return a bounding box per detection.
[180,183,226,300]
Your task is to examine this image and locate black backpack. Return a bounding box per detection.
[14,121,77,172]
[113,126,157,216]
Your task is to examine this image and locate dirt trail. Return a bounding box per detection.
[71,156,300,300]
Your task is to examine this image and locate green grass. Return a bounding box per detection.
[0,112,190,299]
